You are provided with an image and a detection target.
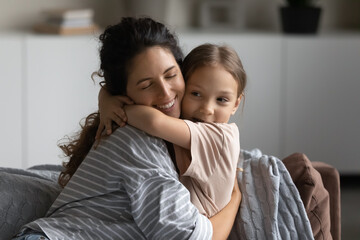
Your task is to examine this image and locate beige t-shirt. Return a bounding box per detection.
[174,120,240,218]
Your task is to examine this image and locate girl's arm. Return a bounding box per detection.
[209,178,241,240]
[96,87,133,140]
[124,105,191,149]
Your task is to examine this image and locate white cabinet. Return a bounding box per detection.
[0,34,100,168]
[1,32,359,173]
[0,35,23,168]
[25,35,100,167]
[283,35,360,173]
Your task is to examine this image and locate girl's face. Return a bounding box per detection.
[126,46,185,118]
[181,64,241,123]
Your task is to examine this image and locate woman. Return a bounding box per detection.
[13,17,240,240]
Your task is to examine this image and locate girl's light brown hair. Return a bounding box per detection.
[182,43,247,98]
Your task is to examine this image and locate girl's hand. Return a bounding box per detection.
[95,88,134,141]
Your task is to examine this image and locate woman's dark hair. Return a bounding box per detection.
[58,17,183,187]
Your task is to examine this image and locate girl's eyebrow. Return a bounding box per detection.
[219,90,235,95]
[189,83,235,95]
[136,66,176,85]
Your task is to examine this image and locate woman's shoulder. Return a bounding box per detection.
[84,125,176,177]
[101,125,168,153]
[111,125,149,140]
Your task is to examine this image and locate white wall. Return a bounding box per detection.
[0,35,23,168]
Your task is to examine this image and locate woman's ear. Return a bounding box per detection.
[231,95,242,115]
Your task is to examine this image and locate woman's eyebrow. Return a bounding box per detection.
[164,66,175,73]
[136,77,152,86]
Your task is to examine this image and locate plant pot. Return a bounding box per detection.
[280,6,322,34]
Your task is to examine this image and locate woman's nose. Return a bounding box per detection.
[157,80,171,98]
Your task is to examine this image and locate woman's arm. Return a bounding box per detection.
[124,105,191,149]
[209,178,241,240]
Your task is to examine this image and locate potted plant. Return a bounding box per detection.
[280,0,322,34]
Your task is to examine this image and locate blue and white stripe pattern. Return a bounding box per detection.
[24,125,212,240]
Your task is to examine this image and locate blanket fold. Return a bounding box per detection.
[229,149,314,240]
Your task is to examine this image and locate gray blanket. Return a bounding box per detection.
[229,149,314,240]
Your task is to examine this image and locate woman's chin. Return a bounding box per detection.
[157,98,181,118]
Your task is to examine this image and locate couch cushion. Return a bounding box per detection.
[283,153,332,240]
[0,165,62,239]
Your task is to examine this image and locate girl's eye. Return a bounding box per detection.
[217,97,229,103]
[191,91,200,97]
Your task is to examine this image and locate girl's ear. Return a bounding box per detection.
[231,95,242,115]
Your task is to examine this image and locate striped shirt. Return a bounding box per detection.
[24,125,213,239]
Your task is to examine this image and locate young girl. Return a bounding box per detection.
[99,43,247,218]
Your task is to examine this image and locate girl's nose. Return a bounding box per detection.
[199,102,214,115]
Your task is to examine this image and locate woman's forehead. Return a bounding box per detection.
[128,47,178,80]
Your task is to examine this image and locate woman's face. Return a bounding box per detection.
[126,46,185,118]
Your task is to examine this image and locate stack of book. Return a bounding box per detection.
[34,8,98,35]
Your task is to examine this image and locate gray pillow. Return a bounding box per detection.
[0,165,62,239]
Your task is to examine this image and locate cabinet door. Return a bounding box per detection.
[284,36,360,173]
[180,33,282,157]
[0,36,23,168]
[25,35,100,168]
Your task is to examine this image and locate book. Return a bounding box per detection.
[42,8,94,20]
[34,8,98,35]
[33,23,99,35]
[47,18,94,28]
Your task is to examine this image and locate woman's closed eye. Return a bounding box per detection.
[165,74,177,79]
[139,81,152,90]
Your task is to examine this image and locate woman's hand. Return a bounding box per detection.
[95,87,134,141]
[232,176,241,202]
[209,177,241,240]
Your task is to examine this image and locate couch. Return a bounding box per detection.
[0,153,340,240]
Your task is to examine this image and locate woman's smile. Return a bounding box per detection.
[156,97,176,111]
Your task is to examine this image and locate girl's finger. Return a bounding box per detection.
[115,96,134,105]
[105,120,112,135]
[94,122,105,149]
[95,122,105,140]
[115,109,127,122]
